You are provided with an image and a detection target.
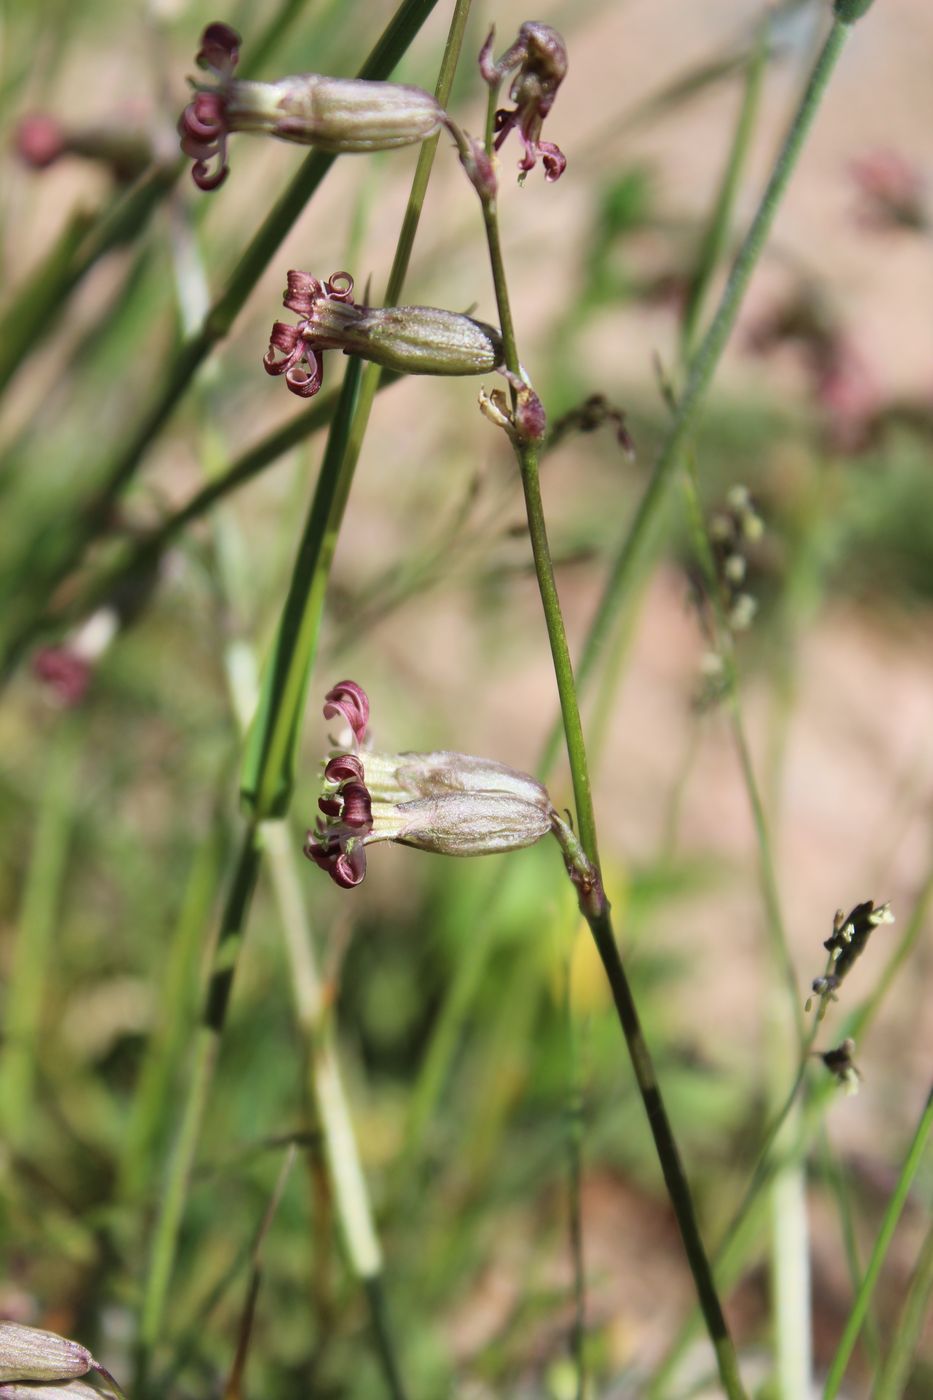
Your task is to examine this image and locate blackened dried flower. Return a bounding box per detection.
[479,22,567,182]
[263,270,503,398]
[819,1038,862,1095]
[305,681,554,888]
[806,899,894,1018]
[178,21,445,190]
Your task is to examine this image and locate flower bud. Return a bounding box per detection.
[305,683,554,887]
[264,270,502,398]
[0,1324,92,1384]
[179,23,445,189]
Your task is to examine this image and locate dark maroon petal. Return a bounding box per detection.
[284,270,323,315]
[540,142,566,182]
[332,845,366,888]
[285,353,324,397]
[324,754,365,783]
[197,22,241,77]
[339,781,373,831]
[325,271,355,303]
[318,796,342,817]
[323,680,369,746]
[263,326,306,378]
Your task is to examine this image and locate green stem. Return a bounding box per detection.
[680,16,769,362]
[823,1086,933,1399]
[539,13,856,778]
[0,0,443,679]
[873,1215,933,1399]
[137,824,262,1389]
[478,156,745,1400]
[243,0,473,818]
[0,719,81,1147]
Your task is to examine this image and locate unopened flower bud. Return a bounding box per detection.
[0,1324,92,1384]
[264,270,502,398]
[179,22,445,189]
[305,682,553,887]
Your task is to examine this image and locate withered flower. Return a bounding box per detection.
[806,900,894,1018]
[263,270,503,398]
[178,21,445,190]
[305,681,554,888]
[819,1038,862,1095]
[479,22,568,181]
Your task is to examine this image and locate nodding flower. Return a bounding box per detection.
[178,21,446,190]
[479,22,568,182]
[263,270,503,398]
[305,681,555,888]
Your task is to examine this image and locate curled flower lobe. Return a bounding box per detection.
[323,678,370,746]
[263,271,362,398]
[178,88,230,190]
[480,22,568,181]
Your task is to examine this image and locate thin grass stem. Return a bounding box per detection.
[539,13,858,779]
[474,121,746,1400]
[823,1085,933,1399]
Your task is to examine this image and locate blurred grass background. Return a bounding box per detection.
[0,0,932,1396]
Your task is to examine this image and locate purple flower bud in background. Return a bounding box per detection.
[15,112,153,183]
[263,270,503,398]
[178,21,446,190]
[479,22,568,182]
[305,682,555,888]
[850,149,928,234]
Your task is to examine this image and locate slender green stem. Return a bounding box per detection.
[477,153,745,1400]
[563,977,586,1400]
[823,1086,933,1399]
[243,0,473,819]
[539,14,857,778]
[680,16,769,361]
[679,462,802,1032]
[0,0,443,679]
[0,718,81,1147]
[873,1216,933,1399]
[138,824,262,1389]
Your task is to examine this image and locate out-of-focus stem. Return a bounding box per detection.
[476,136,746,1400]
[539,14,858,778]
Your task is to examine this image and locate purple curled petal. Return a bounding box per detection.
[284,270,323,315]
[339,781,373,831]
[325,271,355,303]
[197,22,241,77]
[540,142,566,182]
[285,353,324,397]
[323,680,370,746]
[325,754,365,784]
[333,845,367,888]
[318,796,342,817]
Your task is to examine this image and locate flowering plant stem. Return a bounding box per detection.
[138,6,474,1390]
[475,133,747,1400]
[539,11,857,777]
